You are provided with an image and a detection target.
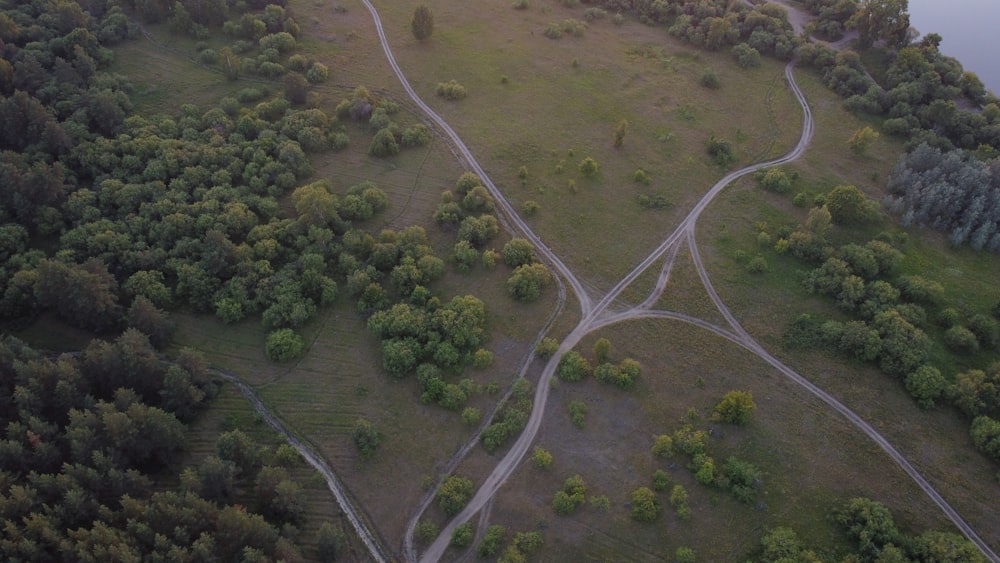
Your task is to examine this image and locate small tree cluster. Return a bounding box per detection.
[552,474,587,515]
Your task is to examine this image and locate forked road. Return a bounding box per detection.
[357,2,999,562]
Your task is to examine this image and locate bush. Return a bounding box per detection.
[502,238,536,267]
[568,400,587,427]
[700,69,720,89]
[477,525,506,558]
[451,523,473,547]
[436,79,467,101]
[732,43,761,68]
[306,62,329,83]
[368,128,400,157]
[944,325,980,353]
[532,447,553,468]
[558,351,591,381]
[714,390,755,424]
[351,418,379,459]
[630,487,661,521]
[437,475,474,515]
[578,156,600,176]
[706,136,735,166]
[756,167,791,193]
[265,329,305,361]
[507,263,552,302]
[535,337,559,359]
[905,365,946,409]
[461,407,482,425]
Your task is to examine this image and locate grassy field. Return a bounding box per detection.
[492,319,952,561]
[342,0,804,293]
[17,0,993,560]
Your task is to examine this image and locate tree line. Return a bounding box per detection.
[751,178,1000,470]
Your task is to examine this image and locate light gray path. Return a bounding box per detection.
[214,370,392,563]
[354,3,998,562]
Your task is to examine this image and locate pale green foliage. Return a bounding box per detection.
[714,390,756,424]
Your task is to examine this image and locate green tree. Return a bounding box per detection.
[836,497,901,558]
[502,238,536,267]
[651,434,673,458]
[905,365,946,408]
[970,416,1000,462]
[848,0,910,47]
[507,263,552,302]
[477,525,506,558]
[714,390,756,424]
[316,522,343,562]
[630,487,661,521]
[411,4,435,40]
[825,185,875,224]
[217,429,262,477]
[451,522,473,547]
[532,447,553,468]
[558,350,592,381]
[593,337,611,363]
[369,127,400,157]
[351,418,380,459]
[848,126,880,154]
[535,337,559,359]
[265,329,305,362]
[437,475,474,515]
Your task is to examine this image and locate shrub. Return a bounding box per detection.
[578,156,600,176]
[306,62,329,83]
[502,238,536,267]
[451,523,473,547]
[568,400,587,427]
[905,365,946,408]
[706,136,735,166]
[415,519,439,544]
[477,525,506,558]
[652,469,670,491]
[523,200,540,215]
[536,337,559,359]
[368,128,400,157]
[436,79,467,101]
[944,325,980,353]
[651,434,673,457]
[558,351,591,381]
[265,329,305,361]
[507,263,552,302]
[461,407,482,425]
[714,390,755,424]
[512,0,528,9]
[437,475,474,515]
[633,168,651,184]
[532,447,553,468]
[700,69,720,89]
[732,43,761,68]
[351,418,379,459]
[630,487,661,521]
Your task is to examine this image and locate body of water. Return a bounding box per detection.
[907,0,1000,95]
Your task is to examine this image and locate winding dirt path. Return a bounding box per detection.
[277,2,996,561]
[213,369,393,563]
